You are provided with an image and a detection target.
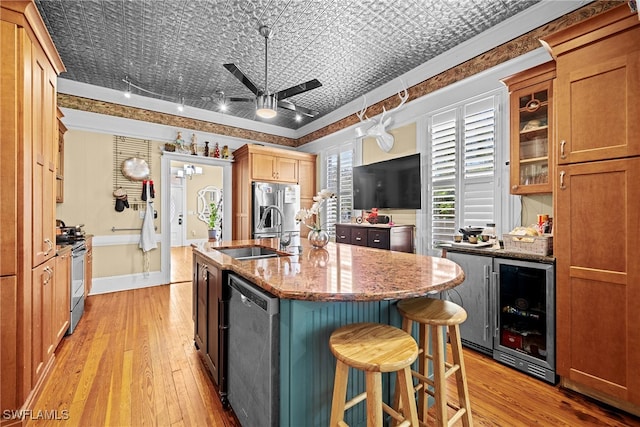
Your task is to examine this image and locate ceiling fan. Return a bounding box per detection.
[223,25,322,119]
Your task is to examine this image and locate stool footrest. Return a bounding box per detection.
[444,363,461,379]
[448,407,467,425]
[344,391,367,411]
[382,402,409,424]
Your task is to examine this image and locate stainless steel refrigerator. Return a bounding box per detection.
[252,182,300,244]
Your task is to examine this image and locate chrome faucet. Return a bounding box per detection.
[257,205,292,249]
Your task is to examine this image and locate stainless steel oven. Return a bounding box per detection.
[68,241,87,334]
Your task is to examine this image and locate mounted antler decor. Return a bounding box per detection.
[355,81,409,152]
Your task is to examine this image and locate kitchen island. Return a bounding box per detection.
[192,238,464,426]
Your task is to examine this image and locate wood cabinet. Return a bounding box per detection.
[252,152,298,182]
[335,224,414,253]
[56,107,66,203]
[1,1,65,416]
[31,258,56,388]
[542,4,640,414]
[84,236,93,296]
[31,41,58,268]
[298,158,317,238]
[232,144,316,240]
[502,61,555,195]
[193,253,227,393]
[542,14,640,165]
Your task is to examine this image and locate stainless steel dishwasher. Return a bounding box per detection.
[227,274,279,427]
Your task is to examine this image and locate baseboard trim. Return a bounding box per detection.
[88,270,165,295]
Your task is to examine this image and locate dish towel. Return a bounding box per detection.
[140,181,157,265]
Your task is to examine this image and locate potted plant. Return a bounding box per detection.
[295,189,335,248]
[208,201,220,240]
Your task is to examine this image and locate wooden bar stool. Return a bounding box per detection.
[396,298,473,427]
[329,322,420,427]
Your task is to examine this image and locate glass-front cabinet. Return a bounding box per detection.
[502,61,555,195]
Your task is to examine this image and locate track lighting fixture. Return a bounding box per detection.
[124,76,132,98]
[217,91,228,112]
[177,96,185,112]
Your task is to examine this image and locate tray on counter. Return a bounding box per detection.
[450,241,493,249]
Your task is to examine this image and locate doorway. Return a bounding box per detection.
[170,171,186,247]
[161,153,233,286]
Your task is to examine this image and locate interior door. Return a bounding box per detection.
[170,182,185,247]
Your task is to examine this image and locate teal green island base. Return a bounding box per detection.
[279,299,436,426]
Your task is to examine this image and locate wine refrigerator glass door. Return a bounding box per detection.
[493,258,556,383]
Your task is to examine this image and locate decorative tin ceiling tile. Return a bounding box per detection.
[36,0,541,130]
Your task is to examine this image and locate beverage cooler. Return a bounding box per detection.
[493,258,556,383]
[442,251,556,384]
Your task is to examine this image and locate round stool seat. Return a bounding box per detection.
[397,297,467,326]
[329,322,418,373]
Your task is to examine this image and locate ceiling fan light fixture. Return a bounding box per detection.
[256,94,278,118]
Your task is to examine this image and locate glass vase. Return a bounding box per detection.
[308,229,329,249]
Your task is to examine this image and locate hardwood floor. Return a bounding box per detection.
[170,246,193,284]
[27,247,640,426]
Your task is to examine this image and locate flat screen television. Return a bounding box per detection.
[353,153,421,210]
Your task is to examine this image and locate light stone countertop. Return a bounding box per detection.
[192,238,465,302]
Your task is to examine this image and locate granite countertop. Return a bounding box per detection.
[440,243,555,264]
[193,238,465,302]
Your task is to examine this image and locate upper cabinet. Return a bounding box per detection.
[251,152,298,183]
[502,61,555,195]
[541,6,640,164]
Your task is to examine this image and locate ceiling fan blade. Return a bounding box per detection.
[275,79,322,101]
[277,100,319,118]
[223,63,260,96]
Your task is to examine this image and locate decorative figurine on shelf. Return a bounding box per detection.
[175,131,186,152]
[222,145,230,159]
[366,208,379,224]
[190,133,198,155]
[204,141,210,157]
[213,142,220,158]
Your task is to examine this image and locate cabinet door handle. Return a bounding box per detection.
[484,265,490,342]
[559,171,566,190]
[43,266,53,285]
[373,239,380,243]
[202,264,208,280]
[511,185,518,191]
[339,235,346,239]
[44,238,53,255]
[355,237,362,241]
[560,140,567,159]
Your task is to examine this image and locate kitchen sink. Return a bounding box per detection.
[215,246,288,261]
